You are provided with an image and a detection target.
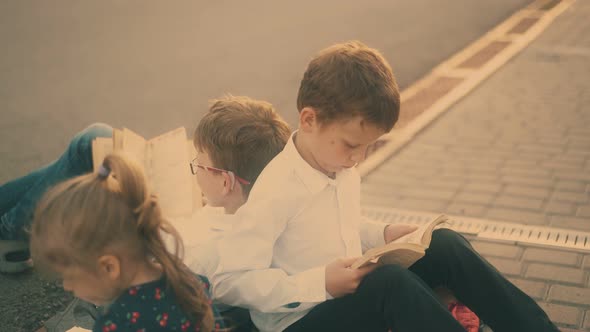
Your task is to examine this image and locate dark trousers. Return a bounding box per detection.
[220,307,253,332]
[285,229,558,332]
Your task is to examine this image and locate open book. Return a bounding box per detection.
[351,215,450,269]
[92,127,202,218]
[67,328,90,332]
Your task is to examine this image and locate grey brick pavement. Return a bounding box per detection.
[462,235,590,330]
[362,1,590,231]
[362,1,590,330]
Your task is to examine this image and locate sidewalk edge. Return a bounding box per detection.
[359,0,576,178]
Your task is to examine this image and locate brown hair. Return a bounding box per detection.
[297,40,400,132]
[193,95,291,196]
[30,153,213,330]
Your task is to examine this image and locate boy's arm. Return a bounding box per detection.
[212,267,326,313]
[184,241,218,277]
[360,216,420,250]
[213,256,378,312]
[359,216,389,252]
[211,188,329,312]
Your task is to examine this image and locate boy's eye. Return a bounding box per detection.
[344,142,360,149]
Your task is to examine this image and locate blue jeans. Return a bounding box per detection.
[0,123,113,240]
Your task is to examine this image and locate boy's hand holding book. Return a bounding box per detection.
[325,257,378,298]
[384,224,419,244]
[352,215,450,270]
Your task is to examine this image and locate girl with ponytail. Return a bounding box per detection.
[30,152,224,332]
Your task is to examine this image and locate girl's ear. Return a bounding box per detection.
[299,107,318,133]
[97,255,121,281]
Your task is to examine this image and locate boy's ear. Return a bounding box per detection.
[97,255,121,281]
[299,107,318,132]
[221,171,235,195]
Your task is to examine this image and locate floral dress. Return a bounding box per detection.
[93,275,225,332]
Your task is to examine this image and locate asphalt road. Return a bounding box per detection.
[0,1,531,331]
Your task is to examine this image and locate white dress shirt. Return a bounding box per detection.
[169,206,233,277]
[212,132,389,332]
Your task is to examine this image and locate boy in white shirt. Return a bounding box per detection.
[212,41,559,332]
[180,95,291,277]
[178,95,291,331]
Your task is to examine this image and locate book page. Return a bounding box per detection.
[186,139,203,211]
[351,243,425,269]
[112,128,123,150]
[66,327,91,332]
[351,215,449,269]
[91,137,113,171]
[420,214,449,245]
[378,245,426,268]
[121,128,147,169]
[389,223,429,245]
[391,215,449,246]
[147,127,193,217]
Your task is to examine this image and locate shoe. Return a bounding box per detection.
[449,302,480,332]
[44,298,100,332]
[479,323,494,332]
[0,240,32,273]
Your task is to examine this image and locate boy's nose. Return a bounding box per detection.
[350,148,367,164]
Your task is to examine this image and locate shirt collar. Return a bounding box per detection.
[198,206,235,231]
[283,131,345,195]
[208,213,235,232]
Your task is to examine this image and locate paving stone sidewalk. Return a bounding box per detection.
[362,1,590,331]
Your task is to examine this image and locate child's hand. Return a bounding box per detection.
[384,224,418,243]
[325,257,378,298]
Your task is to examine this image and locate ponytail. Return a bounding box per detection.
[32,152,214,331]
[103,153,214,330]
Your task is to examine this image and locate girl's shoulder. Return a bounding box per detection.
[196,274,212,292]
[93,277,203,332]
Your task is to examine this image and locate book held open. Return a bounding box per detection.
[92,127,202,218]
[67,328,90,332]
[351,215,450,269]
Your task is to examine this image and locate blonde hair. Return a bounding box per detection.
[194,95,291,196]
[30,152,213,330]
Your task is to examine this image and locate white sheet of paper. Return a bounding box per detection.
[148,128,193,217]
[66,327,91,332]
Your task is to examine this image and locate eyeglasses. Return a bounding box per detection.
[189,158,251,189]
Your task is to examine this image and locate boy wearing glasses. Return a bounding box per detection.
[181,95,290,332]
[211,41,558,332]
[190,95,290,215]
[181,95,291,275]
[0,96,290,276]
[1,95,290,330]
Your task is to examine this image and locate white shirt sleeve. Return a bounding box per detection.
[359,215,388,252]
[213,266,326,313]
[184,240,219,278]
[212,185,327,312]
